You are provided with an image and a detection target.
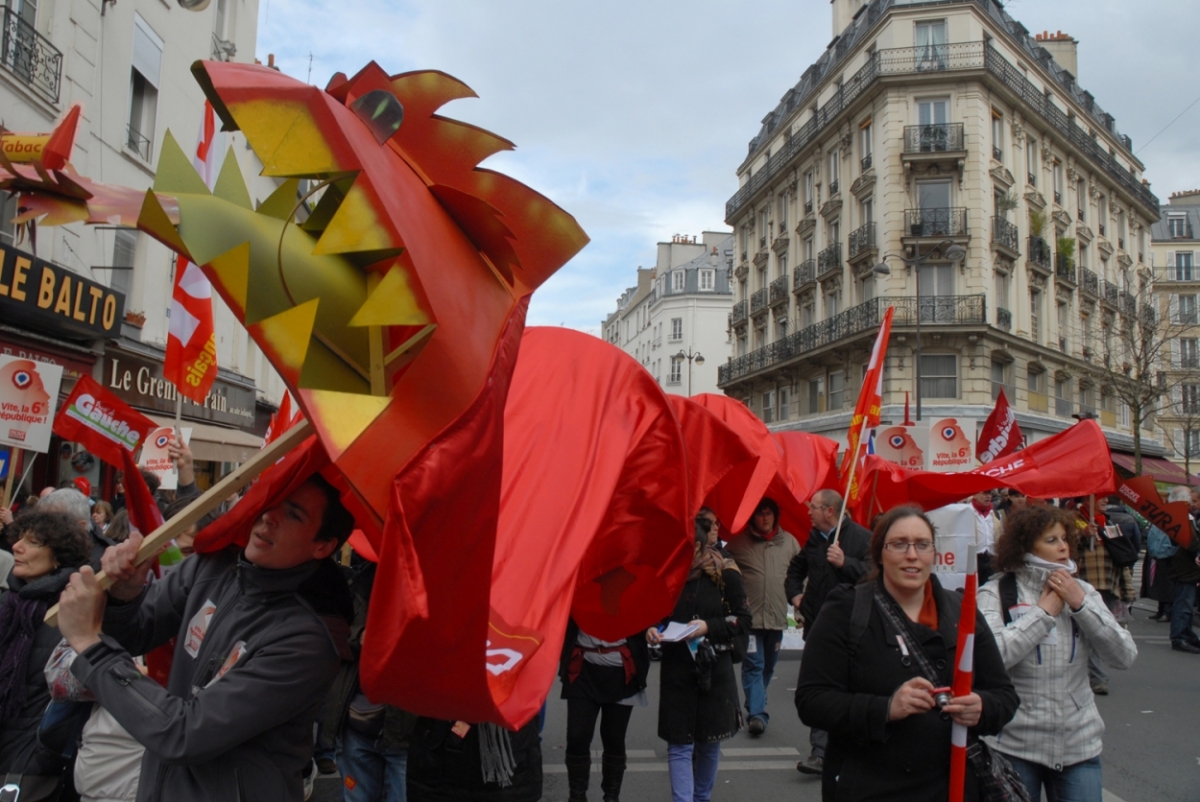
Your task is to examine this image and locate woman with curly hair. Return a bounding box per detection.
[978,505,1137,802]
[0,511,91,800]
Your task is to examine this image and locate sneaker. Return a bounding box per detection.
[303,759,317,801]
[1171,640,1200,654]
[1090,683,1109,695]
[796,755,824,775]
[747,717,765,736]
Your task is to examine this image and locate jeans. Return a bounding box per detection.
[1007,754,1103,802]
[337,727,408,802]
[809,727,828,759]
[666,742,720,802]
[1169,581,1198,644]
[1087,591,1117,685]
[740,629,783,724]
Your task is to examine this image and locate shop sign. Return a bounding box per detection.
[0,245,126,338]
[0,336,96,382]
[103,352,256,431]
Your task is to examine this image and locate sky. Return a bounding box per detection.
[256,0,1200,334]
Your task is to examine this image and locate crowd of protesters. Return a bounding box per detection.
[2,437,1198,802]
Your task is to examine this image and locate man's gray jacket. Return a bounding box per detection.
[71,547,352,802]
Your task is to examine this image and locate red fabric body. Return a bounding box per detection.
[975,387,1023,463]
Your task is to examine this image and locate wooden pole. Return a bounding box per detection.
[45,419,314,625]
[2,447,19,507]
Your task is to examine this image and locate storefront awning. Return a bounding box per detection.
[1110,453,1196,485]
[148,415,263,464]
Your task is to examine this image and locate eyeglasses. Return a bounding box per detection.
[882,539,936,554]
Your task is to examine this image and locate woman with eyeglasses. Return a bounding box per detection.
[795,505,1017,802]
[977,505,1136,802]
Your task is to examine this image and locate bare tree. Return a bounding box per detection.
[1159,386,1200,486]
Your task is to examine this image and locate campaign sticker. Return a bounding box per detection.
[184,600,217,658]
[205,640,247,688]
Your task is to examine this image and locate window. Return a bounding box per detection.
[808,377,825,414]
[1030,288,1042,343]
[916,179,951,212]
[670,318,682,341]
[1180,338,1199,369]
[991,112,1003,161]
[672,270,685,292]
[778,253,788,280]
[801,302,814,329]
[1077,180,1087,221]
[919,354,957,399]
[777,317,788,340]
[804,171,814,213]
[699,269,714,291]
[112,229,137,297]
[1055,377,1072,417]
[1183,384,1200,415]
[994,271,1010,310]
[1078,243,1088,270]
[915,20,947,70]
[1027,366,1042,394]
[916,97,949,131]
[736,334,747,357]
[668,356,683,384]
[1057,301,1069,352]
[828,149,840,194]
[861,197,874,226]
[128,15,163,161]
[777,195,788,231]
[1177,294,1198,325]
[778,388,790,422]
[1026,139,1037,185]
[829,370,845,410]
[859,274,875,303]
[1176,252,1194,281]
[758,209,769,247]
[860,119,873,170]
[762,391,776,424]
[1169,215,1189,239]
[991,359,1010,400]
[1187,430,1200,458]
[824,288,840,318]
[1052,160,1063,205]
[829,220,840,249]
[918,263,954,321]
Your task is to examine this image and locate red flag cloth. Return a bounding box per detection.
[841,306,894,483]
[771,431,841,540]
[667,395,774,535]
[856,420,1114,515]
[976,388,1022,463]
[359,326,692,729]
[949,548,979,802]
[261,392,293,448]
[52,375,156,467]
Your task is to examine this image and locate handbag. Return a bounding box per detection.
[967,741,1034,802]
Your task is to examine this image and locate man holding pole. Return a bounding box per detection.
[55,473,355,801]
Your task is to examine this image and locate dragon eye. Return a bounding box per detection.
[350,90,404,145]
[942,427,956,439]
[890,435,904,448]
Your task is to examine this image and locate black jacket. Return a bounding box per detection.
[407,717,542,802]
[1103,504,1142,553]
[795,578,1018,802]
[1166,518,1200,583]
[72,548,352,802]
[657,568,752,745]
[785,518,872,631]
[0,567,76,780]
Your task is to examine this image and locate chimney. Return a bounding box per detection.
[1034,30,1078,79]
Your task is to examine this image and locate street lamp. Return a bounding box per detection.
[676,349,705,396]
[873,240,967,421]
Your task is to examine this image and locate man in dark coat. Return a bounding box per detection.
[785,489,871,775]
[1166,488,1200,653]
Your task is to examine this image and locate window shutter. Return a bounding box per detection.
[1166,250,1175,272]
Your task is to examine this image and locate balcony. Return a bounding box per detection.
[1027,236,1052,271]
[750,287,769,315]
[903,123,966,156]
[718,294,987,386]
[731,299,748,325]
[726,41,1157,225]
[1054,254,1076,286]
[769,274,790,306]
[126,125,152,161]
[804,200,813,215]
[816,243,842,279]
[1079,267,1099,297]
[1,7,63,104]
[1101,279,1119,307]
[793,259,816,291]
[1118,290,1137,318]
[848,222,876,261]
[829,179,840,196]
[904,207,968,239]
[861,153,873,171]
[993,146,1003,162]
[997,307,1012,331]
[992,216,1019,256]
[1164,264,1197,282]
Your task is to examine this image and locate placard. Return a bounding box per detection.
[927,417,976,472]
[140,426,193,490]
[0,354,64,453]
[926,502,977,590]
[875,423,929,469]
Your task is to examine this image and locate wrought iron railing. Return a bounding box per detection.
[1027,236,1051,269]
[1102,279,1119,306]
[861,153,873,171]
[126,125,152,161]
[769,274,789,304]
[1079,267,1099,296]
[829,179,839,195]
[817,243,842,276]
[731,299,748,324]
[849,222,876,259]
[727,38,1157,222]
[993,146,1003,161]
[804,200,813,215]
[996,307,1012,330]
[1055,254,1076,283]
[1118,290,1137,318]
[903,123,965,154]
[793,259,816,288]
[751,287,769,314]
[718,295,986,385]
[1,7,62,103]
[905,207,968,238]
[992,216,1018,253]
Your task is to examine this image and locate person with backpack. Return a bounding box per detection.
[795,505,1017,802]
[978,505,1137,801]
[1143,521,1178,623]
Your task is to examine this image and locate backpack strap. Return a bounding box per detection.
[999,572,1018,626]
[845,582,874,659]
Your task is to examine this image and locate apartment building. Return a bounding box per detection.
[602,232,734,396]
[0,0,288,493]
[718,0,1163,462]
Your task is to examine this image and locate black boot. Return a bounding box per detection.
[565,752,591,802]
[600,752,627,802]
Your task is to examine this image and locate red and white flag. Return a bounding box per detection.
[262,391,293,448]
[842,306,894,503]
[949,545,979,802]
[164,101,220,404]
[976,387,1022,464]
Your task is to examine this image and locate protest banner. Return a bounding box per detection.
[52,374,156,467]
[140,425,193,490]
[0,355,64,453]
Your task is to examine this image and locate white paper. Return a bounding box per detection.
[659,621,702,642]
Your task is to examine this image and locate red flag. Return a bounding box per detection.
[164,101,219,404]
[976,388,1022,464]
[1117,475,1192,549]
[842,306,894,501]
[262,392,293,448]
[949,547,979,802]
[52,375,156,467]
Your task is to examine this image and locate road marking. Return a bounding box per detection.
[722,747,801,757]
[588,749,656,759]
[1102,791,1128,802]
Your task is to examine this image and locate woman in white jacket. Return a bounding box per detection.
[978,505,1137,802]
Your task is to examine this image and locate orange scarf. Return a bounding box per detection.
[918,581,938,630]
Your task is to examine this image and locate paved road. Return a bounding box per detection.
[314,599,1197,801]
